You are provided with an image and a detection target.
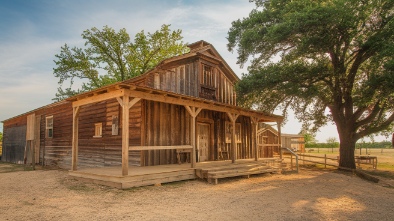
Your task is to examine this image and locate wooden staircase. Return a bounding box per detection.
[195,159,282,184]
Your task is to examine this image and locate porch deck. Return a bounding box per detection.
[68,158,282,189]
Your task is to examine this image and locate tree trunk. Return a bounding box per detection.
[338,137,356,169]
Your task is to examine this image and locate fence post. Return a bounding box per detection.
[324,154,327,168]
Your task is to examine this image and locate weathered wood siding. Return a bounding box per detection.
[2,117,27,164]
[2,99,142,169]
[145,59,237,106]
[141,102,254,166]
[142,100,191,166]
[257,125,280,158]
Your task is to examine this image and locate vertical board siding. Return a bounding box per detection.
[143,101,191,166]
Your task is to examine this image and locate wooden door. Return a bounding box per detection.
[197,123,210,162]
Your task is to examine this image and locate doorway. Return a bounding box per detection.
[197,123,210,162]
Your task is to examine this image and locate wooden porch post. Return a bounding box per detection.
[226,113,239,163]
[184,106,202,168]
[117,96,141,176]
[277,121,282,159]
[121,95,130,176]
[71,106,80,171]
[251,117,259,161]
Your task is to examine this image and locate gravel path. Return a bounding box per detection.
[1,166,393,221]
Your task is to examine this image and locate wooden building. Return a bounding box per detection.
[257,123,305,154]
[2,41,284,187]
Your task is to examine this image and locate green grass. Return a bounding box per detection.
[0,161,26,173]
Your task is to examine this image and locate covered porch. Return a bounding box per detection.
[67,83,283,187]
[69,158,282,189]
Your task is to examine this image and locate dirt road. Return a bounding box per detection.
[1,165,393,221]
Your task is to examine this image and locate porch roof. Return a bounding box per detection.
[66,82,283,123]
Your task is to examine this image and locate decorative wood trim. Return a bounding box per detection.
[73,89,125,107]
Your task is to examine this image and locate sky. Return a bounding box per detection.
[0,0,388,142]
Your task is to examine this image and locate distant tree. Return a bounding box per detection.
[326,137,337,146]
[228,0,394,169]
[53,24,189,101]
[0,131,2,142]
[300,130,316,145]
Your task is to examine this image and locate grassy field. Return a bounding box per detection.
[303,148,394,171]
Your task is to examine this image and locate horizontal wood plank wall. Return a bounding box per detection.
[42,102,73,168]
[143,100,191,166]
[28,99,142,169]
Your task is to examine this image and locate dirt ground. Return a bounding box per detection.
[1,164,394,221]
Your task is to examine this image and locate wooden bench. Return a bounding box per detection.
[176,149,191,164]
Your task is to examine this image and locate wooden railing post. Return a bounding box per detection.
[324,154,327,168]
[277,121,282,159]
[251,117,259,161]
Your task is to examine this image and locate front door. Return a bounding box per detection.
[197,123,210,162]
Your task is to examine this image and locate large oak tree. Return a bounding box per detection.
[53,24,188,101]
[228,0,394,168]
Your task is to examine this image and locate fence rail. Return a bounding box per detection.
[286,153,378,169]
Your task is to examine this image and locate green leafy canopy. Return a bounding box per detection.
[228,0,394,168]
[53,24,189,101]
[228,0,394,140]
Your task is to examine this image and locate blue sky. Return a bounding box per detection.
[0,0,386,142]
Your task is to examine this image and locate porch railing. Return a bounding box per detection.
[281,147,299,173]
[129,145,193,165]
[129,145,192,151]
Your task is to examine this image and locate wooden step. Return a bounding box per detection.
[198,163,268,179]
[207,167,281,184]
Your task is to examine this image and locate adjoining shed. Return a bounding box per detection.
[2,40,287,187]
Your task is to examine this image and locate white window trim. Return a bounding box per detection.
[46,116,53,138]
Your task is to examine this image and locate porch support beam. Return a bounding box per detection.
[226,112,239,163]
[117,96,141,176]
[184,105,202,168]
[251,117,259,161]
[71,106,80,171]
[123,89,280,122]
[277,121,282,159]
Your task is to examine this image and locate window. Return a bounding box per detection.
[46,116,53,138]
[94,123,102,138]
[112,116,119,135]
[202,65,214,87]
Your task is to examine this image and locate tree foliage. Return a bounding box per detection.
[53,24,189,101]
[228,0,394,168]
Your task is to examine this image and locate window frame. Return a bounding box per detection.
[94,123,103,138]
[46,116,53,138]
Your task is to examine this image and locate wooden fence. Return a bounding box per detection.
[286,153,378,169]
